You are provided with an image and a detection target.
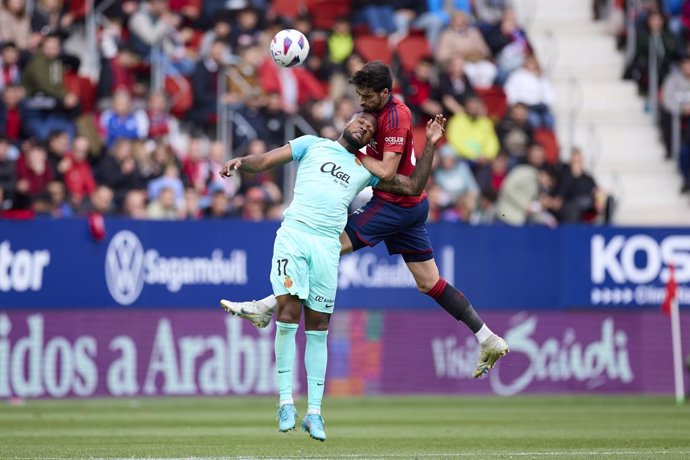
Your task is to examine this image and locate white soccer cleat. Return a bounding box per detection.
[472,334,509,379]
[220,299,274,329]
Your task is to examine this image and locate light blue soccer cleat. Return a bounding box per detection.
[277,404,298,432]
[301,414,326,441]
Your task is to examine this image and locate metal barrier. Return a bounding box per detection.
[648,32,664,123]
[539,29,559,78]
[282,115,319,203]
[670,92,690,164]
[564,77,584,158]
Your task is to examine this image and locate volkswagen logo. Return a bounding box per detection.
[105,230,145,305]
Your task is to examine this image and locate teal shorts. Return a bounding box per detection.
[270,224,341,314]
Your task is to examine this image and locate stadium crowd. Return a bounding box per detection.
[604,0,690,194]
[0,0,608,225]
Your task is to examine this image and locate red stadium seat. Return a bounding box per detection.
[309,0,351,30]
[310,35,327,58]
[354,35,392,65]
[534,128,560,164]
[395,35,431,74]
[68,0,87,19]
[474,85,508,121]
[271,0,307,19]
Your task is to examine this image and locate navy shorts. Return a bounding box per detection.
[345,197,434,262]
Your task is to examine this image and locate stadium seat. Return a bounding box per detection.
[270,0,307,19]
[474,85,508,121]
[354,35,392,65]
[310,35,327,58]
[395,35,431,74]
[68,0,87,19]
[309,0,351,30]
[534,128,560,164]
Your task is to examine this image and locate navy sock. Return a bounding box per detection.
[427,278,484,333]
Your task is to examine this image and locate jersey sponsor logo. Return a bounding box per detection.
[384,136,404,146]
[320,162,351,185]
[105,230,247,306]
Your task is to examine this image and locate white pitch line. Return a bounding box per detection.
[8,452,690,460]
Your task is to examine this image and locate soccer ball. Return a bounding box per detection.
[270,29,310,67]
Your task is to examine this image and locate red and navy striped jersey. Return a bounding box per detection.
[366,95,425,207]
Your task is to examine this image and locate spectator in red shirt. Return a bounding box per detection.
[64,136,96,203]
[402,57,443,125]
[0,135,16,207]
[0,84,24,142]
[0,41,21,92]
[146,90,172,140]
[98,22,143,99]
[476,151,510,195]
[181,136,207,194]
[15,141,53,209]
[259,56,326,113]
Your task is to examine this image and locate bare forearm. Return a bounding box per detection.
[376,141,436,195]
[237,155,268,172]
[409,141,436,193]
[360,154,397,181]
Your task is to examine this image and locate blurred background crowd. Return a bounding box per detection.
[0,0,616,225]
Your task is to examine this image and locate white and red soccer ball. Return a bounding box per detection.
[270,29,310,67]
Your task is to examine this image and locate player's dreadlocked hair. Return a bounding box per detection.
[348,60,393,92]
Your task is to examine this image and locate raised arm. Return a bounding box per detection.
[373,115,446,196]
[220,144,293,177]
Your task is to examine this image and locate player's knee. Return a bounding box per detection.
[275,308,300,324]
[306,319,329,332]
[415,278,437,294]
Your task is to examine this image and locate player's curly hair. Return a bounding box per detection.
[348,60,393,92]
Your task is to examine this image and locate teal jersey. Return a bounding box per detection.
[285,135,380,238]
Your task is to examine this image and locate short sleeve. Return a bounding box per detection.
[382,109,411,154]
[288,135,319,160]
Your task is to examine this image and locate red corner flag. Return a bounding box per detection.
[661,264,677,316]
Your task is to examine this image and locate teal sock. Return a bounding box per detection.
[275,321,298,403]
[305,330,329,412]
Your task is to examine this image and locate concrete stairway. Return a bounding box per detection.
[523,0,690,225]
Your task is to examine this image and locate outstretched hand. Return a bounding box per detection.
[220,158,242,178]
[425,114,447,146]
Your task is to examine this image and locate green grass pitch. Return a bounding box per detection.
[1,395,690,459]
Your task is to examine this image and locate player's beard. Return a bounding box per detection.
[343,131,366,150]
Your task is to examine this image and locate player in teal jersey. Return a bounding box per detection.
[220,113,446,441]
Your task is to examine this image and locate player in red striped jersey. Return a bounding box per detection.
[222,61,508,379]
